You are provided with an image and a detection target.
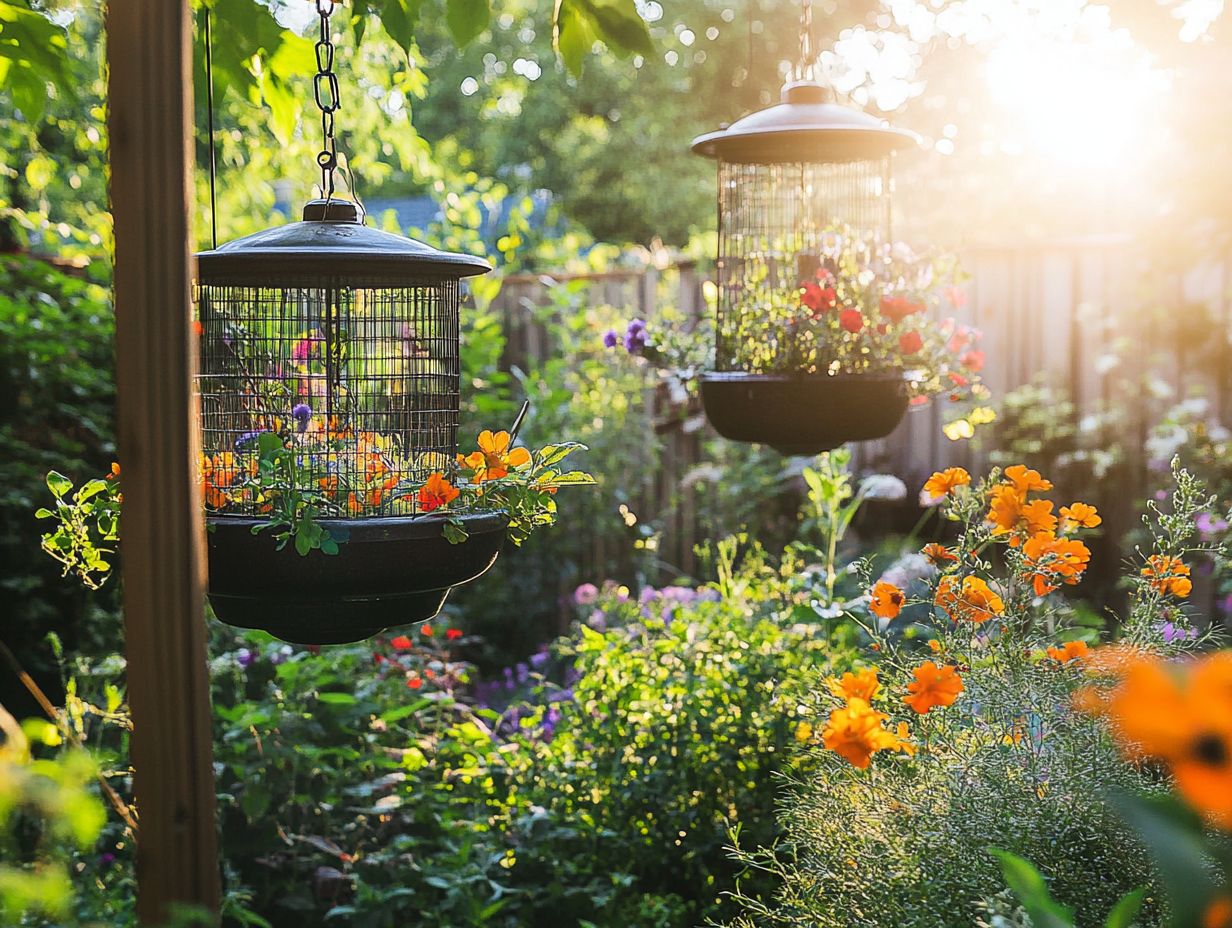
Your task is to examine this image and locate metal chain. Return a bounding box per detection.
[314,0,341,200]
[797,0,814,82]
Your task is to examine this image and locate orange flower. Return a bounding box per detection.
[927,639,942,652]
[1046,639,1091,664]
[892,721,917,757]
[458,429,532,484]
[318,475,339,499]
[903,661,964,714]
[1021,533,1091,596]
[922,467,971,501]
[201,452,238,509]
[988,486,1057,546]
[869,581,906,620]
[106,462,121,481]
[828,667,881,703]
[1204,896,1232,928]
[921,543,957,565]
[1003,464,1053,494]
[417,472,460,513]
[1082,652,1232,827]
[1059,502,1101,530]
[1142,555,1192,598]
[935,575,1005,623]
[821,698,902,769]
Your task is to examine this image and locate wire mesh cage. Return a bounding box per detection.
[195,200,485,520]
[714,158,891,372]
[193,198,506,644]
[690,81,920,454]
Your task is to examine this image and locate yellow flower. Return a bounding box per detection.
[903,661,964,714]
[458,429,532,484]
[794,721,814,744]
[869,581,905,620]
[821,698,901,769]
[828,667,881,703]
[922,467,970,501]
[1059,502,1101,530]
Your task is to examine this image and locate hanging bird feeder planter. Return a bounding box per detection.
[192,0,526,645]
[195,197,506,644]
[689,0,955,456]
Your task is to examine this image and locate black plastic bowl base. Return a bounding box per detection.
[700,371,909,456]
[206,511,507,645]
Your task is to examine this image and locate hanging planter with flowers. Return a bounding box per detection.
[688,0,987,455]
[194,0,592,645]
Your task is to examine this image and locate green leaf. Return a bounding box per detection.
[445,0,488,47]
[240,781,271,820]
[443,519,470,545]
[316,692,359,706]
[576,0,652,57]
[1104,887,1146,928]
[381,0,420,54]
[34,507,53,519]
[256,431,283,456]
[554,0,596,77]
[46,471,72,498]
[990,849,1075,928]
[294,530,312,556]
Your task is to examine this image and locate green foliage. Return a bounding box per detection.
[991,849,1146,928]
[36,469,121,589]
[0,705,106,924]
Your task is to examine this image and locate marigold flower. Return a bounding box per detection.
[1046,639,1091,664]
[1059,501,1101,530]
[1142,555,1193,598]
[922,467,971,501]
[821,698,901,769]
[828,667,881,703]
[458,429,532,484]
[921,543,957,565]
[1082,651,1232,827]
[869,581,905,620]
[935,575,1004,623]
[417,472,460,513]
[903,661,964,714]
[1021,533,1091,596]
[1003,465,1053,494]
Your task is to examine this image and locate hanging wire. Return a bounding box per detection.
[204,3,218,249]
[796,0,814,82]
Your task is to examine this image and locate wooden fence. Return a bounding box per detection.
[490,241,1232,614]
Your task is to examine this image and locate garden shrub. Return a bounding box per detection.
[0,256,118,711]
[724,462,1221,928]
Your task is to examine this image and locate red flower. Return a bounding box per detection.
[446,628,463,640]
[390,635,413,650]
[879,296,924,323]
[899,331,923,355]
[840,309,865,333]
[948,372,970,388]
[406,677,423,690]
[800,282,838,316]
[961,349,985,372]
[417,472,459,513]
[420,624,434,637]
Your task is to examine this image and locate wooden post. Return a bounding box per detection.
[107,1,221,923]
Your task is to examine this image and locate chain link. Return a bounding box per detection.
[314,0,340,199]
[797,0,814,82]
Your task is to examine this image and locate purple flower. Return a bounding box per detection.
[1196,512,1229,541]
[1159,621,1197,644]
[623,319,648,354]
[586,610,607,631]
[235,430,263,450]
[236,648,255,669]
[503,666,516,690]
[292,403,312,433]
[270,644,292,666]
[1221,595,1232,615]
[573,583,599,606]
[100,852,116,867]
[516,662,530,684]
[602,329,619,349]
[529,648,550,669]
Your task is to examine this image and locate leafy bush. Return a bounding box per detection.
[723,462,1221,928]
